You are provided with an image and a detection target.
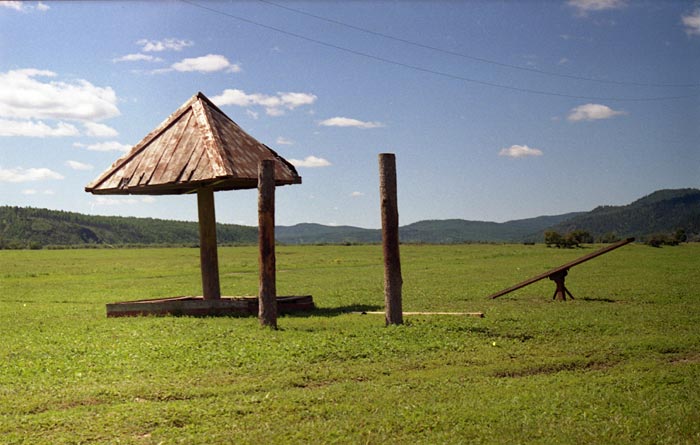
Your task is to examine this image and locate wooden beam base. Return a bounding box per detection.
[356,311,485,318]
[106,295,313,318]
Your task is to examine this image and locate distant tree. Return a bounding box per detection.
[674,229,687,243]
[568,230,593,245]
[544,231,563,247]
[598,232,621,243]
[545,230,591,248]
[645,233,678,248]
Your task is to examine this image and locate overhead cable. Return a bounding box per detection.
[258,0,700,89]
[180,0,699,102]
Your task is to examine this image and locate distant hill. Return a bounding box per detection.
[277,189,700,244]
[0,206,257,249]
[399,213,583,244]
[548,188,700,240]
[275,223,379,244]
[275,213,582,245]
[1,188,697,248]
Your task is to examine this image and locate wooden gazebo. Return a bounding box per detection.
[86,92,313,318]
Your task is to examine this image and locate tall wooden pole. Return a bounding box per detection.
[197,187,221,300]
[258,160,278,328]
[379,153,403,325]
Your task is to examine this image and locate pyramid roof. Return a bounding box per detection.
[85,92,301,195]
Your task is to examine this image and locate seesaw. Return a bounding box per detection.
[487,238,635,300]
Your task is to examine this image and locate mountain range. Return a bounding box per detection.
[0,188,697,248]
[274,213,583,245]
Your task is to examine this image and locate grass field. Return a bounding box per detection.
[1,243,699,444]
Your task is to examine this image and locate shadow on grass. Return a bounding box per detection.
[579,297,618,303]
[282,304,383,318]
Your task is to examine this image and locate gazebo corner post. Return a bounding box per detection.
[258,160,278,328]
[379,153,403,326]
[197,186,221,300]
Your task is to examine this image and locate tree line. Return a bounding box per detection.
[544,229,689,248]
[0,206,257,249]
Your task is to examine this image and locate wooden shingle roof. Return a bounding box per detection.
[85,92,301,195]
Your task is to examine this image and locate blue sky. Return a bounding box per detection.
[1,0,698,228]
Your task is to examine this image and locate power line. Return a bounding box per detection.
[258,0,700,89]
[180,0,699,102]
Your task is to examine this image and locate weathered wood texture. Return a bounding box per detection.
[197,187,221,300]
[488,237,635,300]
[258,160,277,328]
[379,153,403,325]
[85,92,301,195]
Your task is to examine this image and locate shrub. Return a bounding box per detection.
[545,230,592,248]
[645,233,678,248]
[598,232,621,243]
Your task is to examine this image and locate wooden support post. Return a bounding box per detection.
[258,160,278,328]
[197,187,221,300]
[379,153,403,325]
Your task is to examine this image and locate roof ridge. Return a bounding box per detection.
[191,96,232,177]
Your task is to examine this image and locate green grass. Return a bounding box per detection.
[1,243,699,444]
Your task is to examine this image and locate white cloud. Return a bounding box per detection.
[212,88,317,116]
[0,118,79,137]
[0,167,64,182]
[171,54,241,73]
[319,117,384,129]
[0,1,23,11]
[567,103,626,121]
[498,145,544,158]
[246,109,259,120]
[568,0,626,15]
[0,69,120,121]
[113,53,163,63]
[93,196,156,206]
[137,38,193,52]
[276,136,293,145]
[1,1,48,12]
[74,141,131,152]
[83,122,118,138]
[21,188,54,195]
[682,9,700,36]
[265,107,285,117]
[278,92,316,109]
[350,191,364,197]
[289,156,332,168]
[65,160,93,171]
